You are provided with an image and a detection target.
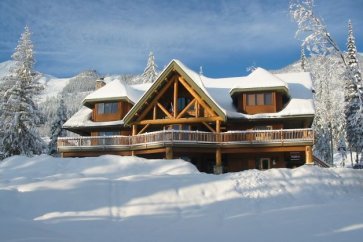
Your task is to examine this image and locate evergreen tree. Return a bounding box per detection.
[48,96,68,155]
[345,20,363,164]
[142,51,158,83]
[0,26,45,158]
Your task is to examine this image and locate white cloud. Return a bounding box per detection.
[0,0,362,77]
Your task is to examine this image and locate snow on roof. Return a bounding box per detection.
[63,106,124,130]
[230,67,288,95]
[65,59,314,131]
[83,79,150,106]
[168,60,313,119]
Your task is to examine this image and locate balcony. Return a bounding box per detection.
[58,128,314,152]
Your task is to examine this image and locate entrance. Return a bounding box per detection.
[259,158,271,170]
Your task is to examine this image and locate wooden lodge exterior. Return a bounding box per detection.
[59,60,315,173]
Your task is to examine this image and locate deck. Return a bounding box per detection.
[58,128,314,153]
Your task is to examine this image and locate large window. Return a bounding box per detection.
[246,93,273,106]
[177,97,190,112]
[97,102,118,114]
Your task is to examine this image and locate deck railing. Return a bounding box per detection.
[58,128,314,149]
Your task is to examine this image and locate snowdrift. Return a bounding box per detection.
[0,155,362,242]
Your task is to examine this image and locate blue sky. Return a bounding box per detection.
[0,0,362,78]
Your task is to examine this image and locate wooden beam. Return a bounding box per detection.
[157,102,173,119]
[138,124,150,134]
[216,120,221,133]
[134,116,222,125]
[132,125,137,136]
[176,98,196,119]
[153,105,157,120]
[202,122,216,132]
[136,78,175,121]
[173,79,178,118]
[178,76,217,117]
[222,146,306,153]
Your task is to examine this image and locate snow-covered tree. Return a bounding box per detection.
[300,46,307,71]
[0,26,45,158]
[142,51,158,83]
[289,0,362,164]
[48,96,68,155]
[344,20,363,164]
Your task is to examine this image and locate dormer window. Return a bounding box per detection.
[247,93,273,106]
[97,102,118,114]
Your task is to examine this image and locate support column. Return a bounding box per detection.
[305,146,313,165]
[173,80,178,118]
[165,147,173,159]
[214,120,223,174]
[131,125,137,156]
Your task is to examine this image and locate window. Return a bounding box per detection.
[246,93,273,106]
[264,93,272,105]
[177,97,190,112]
[247,94,255,105]
[97,102,118,114]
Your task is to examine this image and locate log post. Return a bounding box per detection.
[305,145,313,165]
[173,80,178,118]
[165,147,173,159]
[214,120,223,174]
[131,124,137,156]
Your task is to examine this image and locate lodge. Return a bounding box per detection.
[58,60,316,173]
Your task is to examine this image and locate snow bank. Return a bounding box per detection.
[0,155,362,242]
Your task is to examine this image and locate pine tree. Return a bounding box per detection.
[345,20,363,164]
[48,96,68,155]
[142,51,158,83]
[0,26,45,158]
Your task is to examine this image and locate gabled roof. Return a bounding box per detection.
[82,79,149,108]
[229,67,289,95]
[123,59,228,125]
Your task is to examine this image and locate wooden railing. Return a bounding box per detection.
[313,155,332,168]
[58,128,314,149]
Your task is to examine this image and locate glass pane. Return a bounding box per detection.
[264,93,272,105]
[111,103,118,113]
[247,94,255,106]
[256,93,264,105]
[105,103,112,113]
[97,103,104,114]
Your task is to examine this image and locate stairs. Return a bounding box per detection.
[313,155,333,168]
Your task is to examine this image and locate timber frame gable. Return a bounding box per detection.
[123,60,226,134]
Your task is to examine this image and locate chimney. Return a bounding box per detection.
[95,77,106,90]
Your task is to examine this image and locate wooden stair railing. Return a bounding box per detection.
[313,155,332,168]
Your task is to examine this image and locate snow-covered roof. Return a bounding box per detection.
[82,79,151,107]
[200,70,314,119]
[65,59,314,132]
[229,67,288,95]
[63,106,124,130]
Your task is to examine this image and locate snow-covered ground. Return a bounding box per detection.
[0,155,362,242]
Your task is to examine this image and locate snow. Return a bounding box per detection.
[63,106,124,129]
[0,155,362,242]
[230,67,288,93]
[39,77,70,102]
[83,79,151,105]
